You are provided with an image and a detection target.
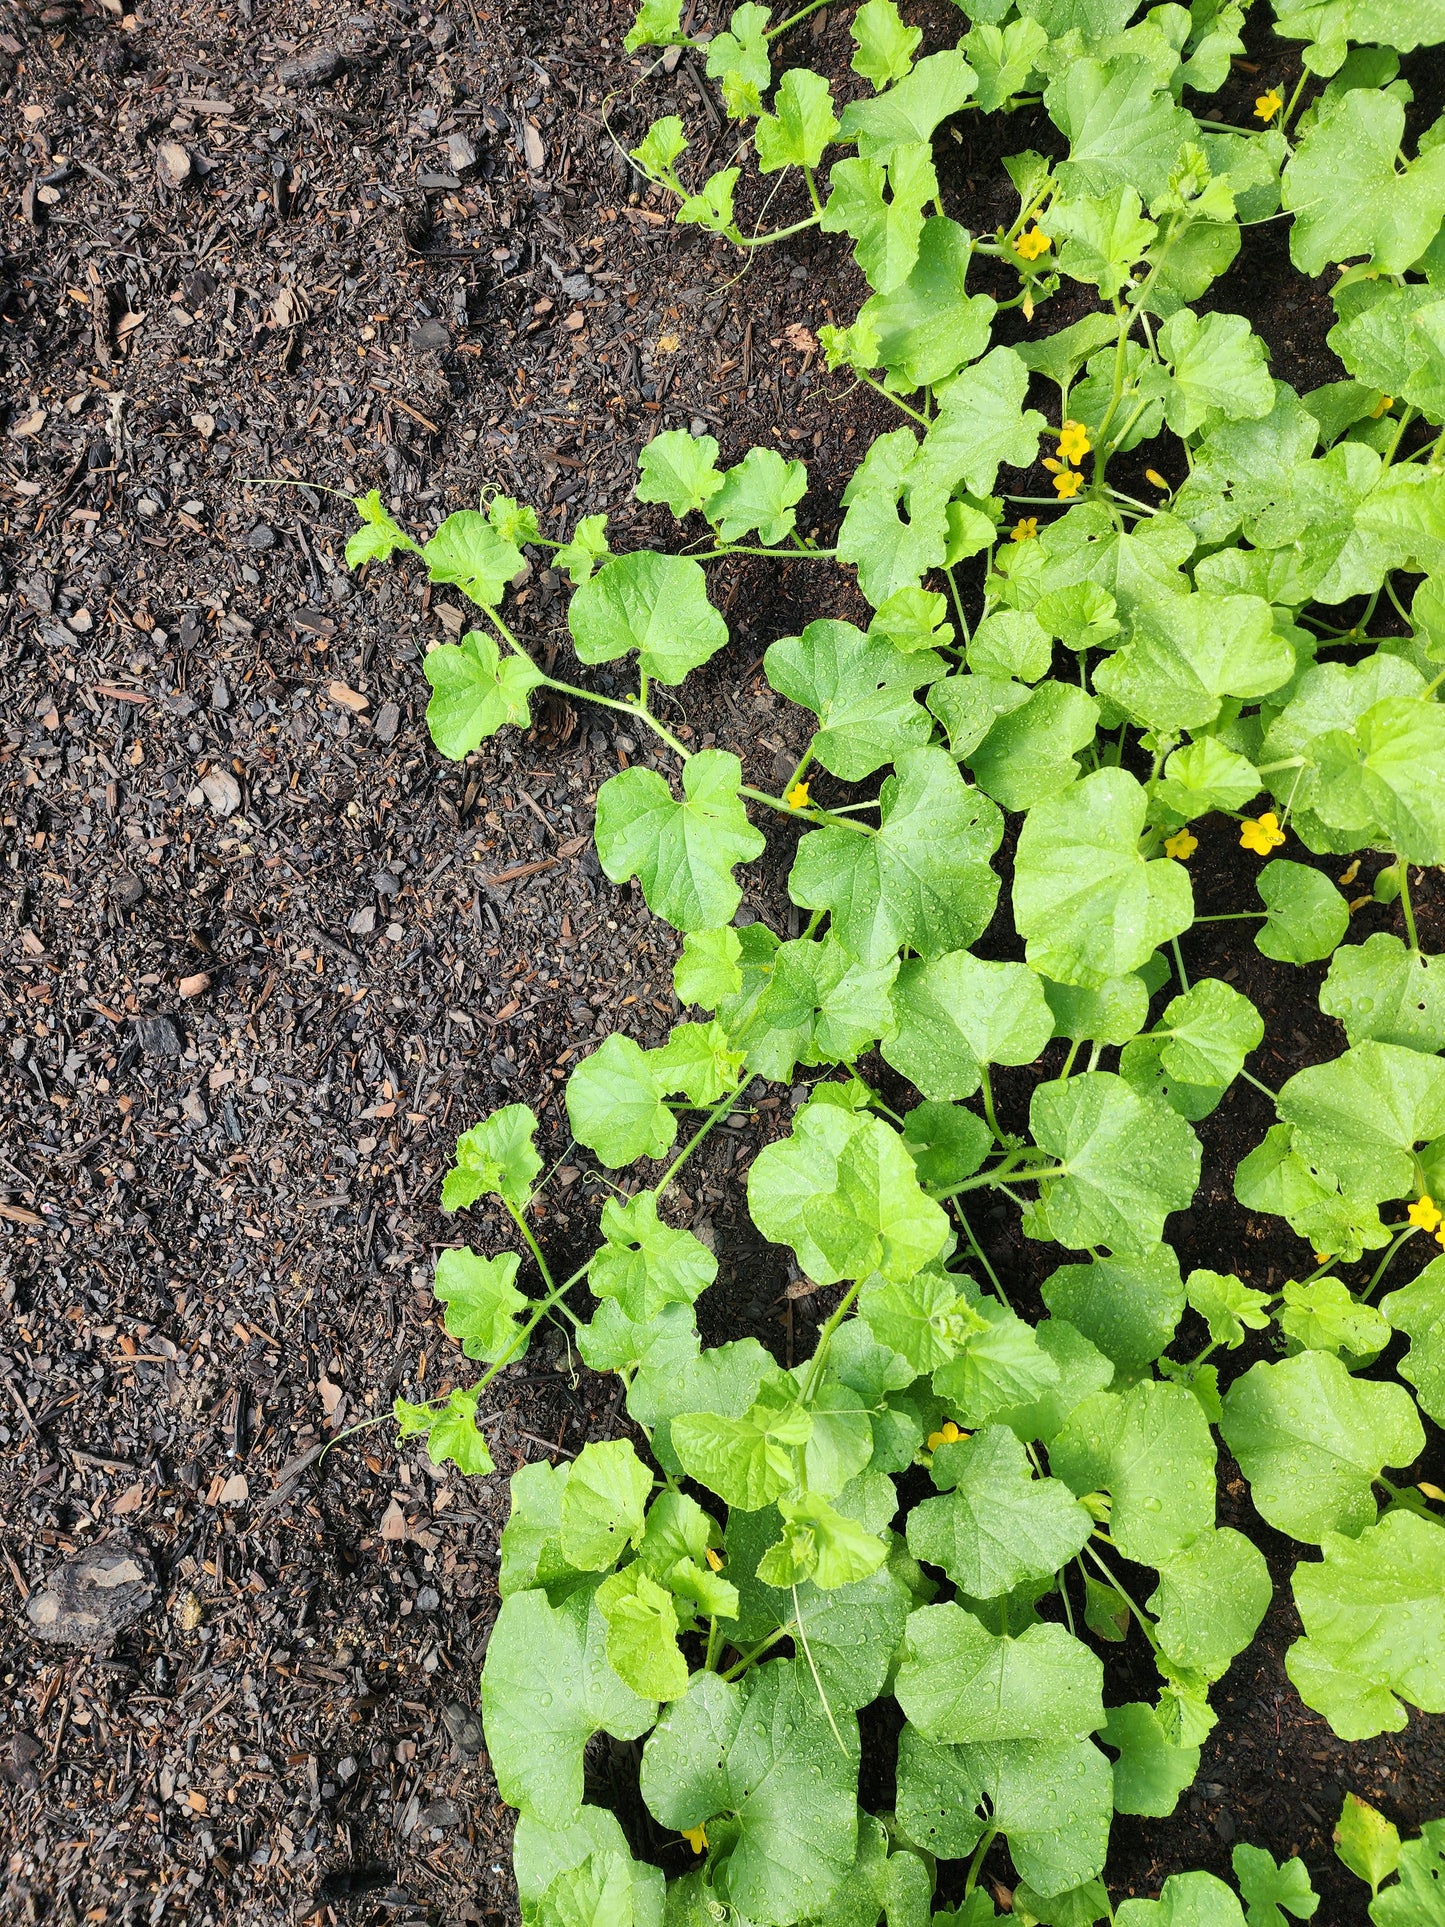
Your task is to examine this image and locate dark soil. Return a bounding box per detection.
[1,2,1442,1924]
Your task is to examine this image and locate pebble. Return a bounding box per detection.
[137,496,162,519]
[110,872,144,909]
[273,47,343,88]
[409,318,450,352]
[440,1703,484,1756]
[200,768,242,817]
[25,1539,158,1649]
[446,133,477,173]
[156,141,191,188]
[66,606,93,634]
[244,523,276,550]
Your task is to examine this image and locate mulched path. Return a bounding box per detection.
[0,2,1442,1923]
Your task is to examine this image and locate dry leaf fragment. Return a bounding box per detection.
[327,680,370,714]
[380,1500,408,1542]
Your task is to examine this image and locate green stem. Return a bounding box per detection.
[736,213,823,249]
[1279,68,1312,137]
[943,562,972,645]
[963,1828,1000,1898]
[793,1585,849,1754]
[1361,1224,1420,1302]
[803,163,824,216]
[1170,935,1189,994]
[1194,911,1266,922]
[935,1159,1069,1200]
[765,0,830,35]
[1239,1068,1277,1101]
[704,1616,721,1671]
[800,1280,864,1405]
[857,370,930,427]
[656,1088,745,1200]
[719,1624,793,1680]
[740,785,876,835]
[1058,1037,1082,1081]
[978,1065,1004,1144]
[952,1205,1012,1310]
[1081,1541,1160,1652]
[1399,862,1420,953]
[505,1198,558,1294]
[688,544,837,560]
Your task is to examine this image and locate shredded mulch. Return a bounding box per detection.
[1,2,1442,1923]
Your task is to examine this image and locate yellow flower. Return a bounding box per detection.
[1057,420,1091,464]
[1409,1195,1442,1233]
[1011,517,1038,542]
[1164,828,1198,860]
[705,1547,724,1573]
[1436,1222,1445,1251]
[1053,468,1083,499]
[1255,87,1283,122]
[926,1420,967,1451]
[1313,1252,1331,1267]
[785,780,811,811]
[1145,469,1170,490]
[1239,811,1285,855]
[1371,393,1395,419]
[1420,1481,1445,1502]
[682,1825,708,1855]
[1015,226,1052,262]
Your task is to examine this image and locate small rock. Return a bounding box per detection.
[409,317,450,353]
[522,121,545,172]
[200,769,242,817]
[419,1797,460,1830]
[136,496,162,519]
[560,273,592,300]
[66,606,93,634]
[110,872,144,909]
[273,46,343,88]
[0,1732,42,1791]
[374,869,402,897]
[156,141,192,188]
[430,18,455,48]
[348,905,377,936]
[446,132,477,173]
[137,1015,184,1059]
[374,700,401,745]
[177,972,211,999]
[416,1586,440,1612]
[172,1588,203,1632]
[244,523,276,550]
[181,1089,208,1127]
[25,1538,158,1649]
[440,1702,485,1756]
[217,1473,249,1508]
[210,674,230,710]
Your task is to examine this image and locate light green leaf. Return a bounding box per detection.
[992,1316,1116,1449]
[911,346,1048,501]
[1286,1511,1445,1739]
[755,67,839,172]
[747,1101,950,1286]
[650,1018,745,1105]
[860,1267,986,1375]
[1130,977,1265,1093]
[883,949,1054,1102]
[423,630,545,759]
[710,446,809,545]
[433,1248,528,1363]
[870,585,956,653]
[1093,591,1292,732]
[534,1847,665,1927]
[764,619,941,780]
[1048,56,1199,203]
[1232,1843,1319,1927]
[1116,1872,1245,1927]
[625,0,684,49]
[1155,309,1276,436]
[896,1603,1103,1744]
[1101,1702,1200,1818]
[1049,187,1157,299]
[569,551,727,684]
[636,430,724,519]
[968,610,1052,684]
[933,1300,1065,1428]
[1256,859,1350,965]
[513,1805,634,1914]
[705,3,771,103]
[595,1565,689,1702]
[1313,697,1445,864]
[1186,1268,1271,1349]
[346,489,421,568]
[1321,934,1445,1053]
[851,0,921,88]
[1050,1379,1216,1566]
[1372,1824,1445,1927]
[836,425,950,603]
[595,749,764,935]
[1220,1349,1425,1542]
[1276,1039,1445,1205]
[906,1423,1092,1597]
[555,512,611,586]
[790,746,1003,967]
[964,16,1051,113]
[677,166,742,230]
[1042,1246,1185,1376]
[1014,768,1193,989]
[1154,737,1262,821]
[480,1584,656,1827]
[591,1192,717,1321]
[394,1385,496,1477]
[1381,1258,1445,1424]
[565,1033,675,1168]
[422,511,524,608]
[1042,972,1151,1049]
[838,48,978,159]
[674,926,743,1008]
[1334,1791,1401,1895]
[672,1376,811,1510]
[1026,1071,1202,1257]
[1283,90,1445,275]
[499,1460,574,1598]
[1233,1121,1389,1264]
[1278,1277,1390,1357]
[1016,312,1124,393]
[640,1661,859,1923]
[560,1438,653,1570]
[759,1490,889,1589]
[1147,1528,1272,1678]
[443,1104,542,1213]
[821,144,940,294]
[856,216,997,391]
[967,681,1100,813]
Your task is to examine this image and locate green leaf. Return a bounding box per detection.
[992,1317,1116,1448]
[790,746,1003,968]
[634,1333,774,1476]
[625,0,684,49]
[1014,768,1193,989]
[747,1101,950,1286]
[487,495,540,546]
[906,1423,1092,1597]
[968,681,1101,813]
[1016,312,1124,393]
[883,949,1054,1102]
[394,1385,496,1477]
[1334,1792,1401,1894]
[856,216,997,391]
[759,1490,889,1589]
[764,619,941,780]
[442,1104,542,1213]
[555,512,611,586]
[650,1018,745,1105]
[896,1602,1103,1744]
[1154,737,1262,821]
[710,447,809,545]
[569,551,728,684]
[1120,978,1264,1113]
[499,1460,574,1598]
[346,489,421,568]
[1042,1246,1185,1376]
[591,1191,717,1320]
[1101,1702,1200,1818]
[836,424,949,602]
[1092,591,1293,732]
[860,1267,986,1374]
[1115,1872,1246,1927]
[1314,697,1445,864]
[822,144,940,294]
[565,1034,675,1168]
[1276,1039,1445,1205]
[870,585,956,653]
[480,1584,656,1827]
[1286,1511,1445,1739]
[929,672,1032,759]
[423,630,545,759]
[1256,860,1351,965]
[964,16,1051,113]
[534,1847,665,1927]
[595,1565,689,1702]
[1042,972,1151,1048]
[933,1300,1065,1428]
[559,1438,653,1570]
[677,166,742,230]
[1048,56,1198,203]
[1381,1258,1445,1424]
[1185,1268,1271,1348]
[595,750,764,935]
[636,429,724,519]
[640,1661,859,1923]
[1283,90,1445,275]
[1233,1121,1389,1264]
[851,0,920,87]
[1371,1824,1445,1927]
[674,926,743,1008]
[705,3,772,104]
[1278,1277,1390,1358]
[1048,186,1157,299]
[755,67,839,171]
[838,49,978,160]
[513,1805,634,1914]
[433,1248,528,1363]
[1220,1350,1425,1542]
[910,346,1049,501]
[1231,1844,1319,1927]
[1322,934,1445,1053]
[422,511,524,608]
[968,610,1052,684]
[1050,1380,1216,1566]
[1155,309,1276,436]
[751,932,899,1074]
[671,1376,811,1509]
[1026,1071,1202,1258]
[1147,1528,1272,1678]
